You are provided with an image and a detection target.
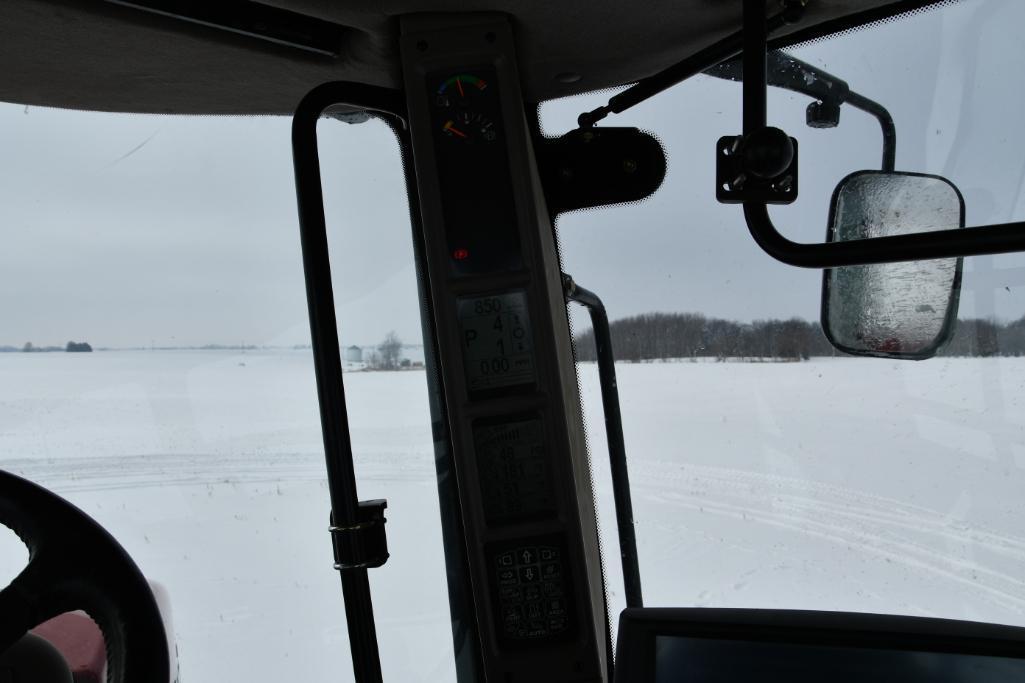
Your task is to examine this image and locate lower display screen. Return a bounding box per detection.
[474,418,555,524]
[653,636,1025,683]
[457,291,535,392]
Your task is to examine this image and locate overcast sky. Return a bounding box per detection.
[1,0,1023,349]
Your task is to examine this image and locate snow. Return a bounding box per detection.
[2,351,1025,681]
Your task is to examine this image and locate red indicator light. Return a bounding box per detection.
[453,248,470,261]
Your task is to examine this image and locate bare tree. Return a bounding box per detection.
[377,331,402,371]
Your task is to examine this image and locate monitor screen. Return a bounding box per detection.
[655,635,1025,683]
[457,291,536,392]
[474,417,555,524]
[614,608,1025,683]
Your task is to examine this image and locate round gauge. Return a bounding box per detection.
[442,110,497,143]
[434,73,497,144]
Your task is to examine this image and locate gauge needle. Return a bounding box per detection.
[456,77,465,97]
[443,120,469,138]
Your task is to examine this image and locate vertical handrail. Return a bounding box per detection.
[563,274,643,609]
[291,82,407,683]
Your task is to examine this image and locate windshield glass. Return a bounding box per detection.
[0,111,454,681]
[542,0,1025,635]
[2,0,1024,681]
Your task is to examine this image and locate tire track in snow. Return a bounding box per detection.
[670,465,1025,563]
[632,460,1025,614]
[637,459,1025,561]
[1,452,435,494]
[649,488,1025,613]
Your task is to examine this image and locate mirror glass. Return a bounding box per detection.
[822,171,964,359]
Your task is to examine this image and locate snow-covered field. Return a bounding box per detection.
[2,351,1025,681]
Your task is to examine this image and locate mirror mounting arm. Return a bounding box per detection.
[716,1,802,205]
[844,91,896,172]
[742,201,1025,268]
[737,0,1025,269]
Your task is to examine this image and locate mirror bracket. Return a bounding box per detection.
[806,100,841,128]
[716,129,798,205]
[735,0,1025,269]
[537,127,667,215]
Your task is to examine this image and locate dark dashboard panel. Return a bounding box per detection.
[457,292,536,393]
[429,67,522,277]
[474,417,555,524]
[615,608,1025,683]
[653,635,1025,683]
[402,16,607,683]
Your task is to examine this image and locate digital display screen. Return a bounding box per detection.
[653,636,1025,683]
[474,418,555,523]
[457,291,535,392]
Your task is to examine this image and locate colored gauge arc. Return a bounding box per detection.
[438,74,488,95]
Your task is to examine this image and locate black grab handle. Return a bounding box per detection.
[563,275,644,610]
[292,82,407,683]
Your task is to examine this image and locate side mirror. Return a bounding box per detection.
[822,171,964,360]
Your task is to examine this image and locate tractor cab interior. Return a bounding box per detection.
[2,1,1025,682]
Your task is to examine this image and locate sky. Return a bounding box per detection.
[1,0,1024,349]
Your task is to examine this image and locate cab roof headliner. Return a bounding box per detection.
[1,0,913,115]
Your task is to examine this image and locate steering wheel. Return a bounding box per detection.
[0,470,170,682]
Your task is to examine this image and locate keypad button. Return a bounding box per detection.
[519,566,540,583]
[541,562,561,579]
[517,547,538,565]
[522,585,541,602]
[546,598,566,617]
[539,546,559,561]
[496,552,515,568]
[526,620,547,637]
[501,605,523,625]
[499,586,521,602]
[497,568,517,586]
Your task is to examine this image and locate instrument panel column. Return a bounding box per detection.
[400,14,607,683]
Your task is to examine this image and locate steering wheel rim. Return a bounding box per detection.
[0,469,170,682]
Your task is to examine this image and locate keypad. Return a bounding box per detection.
[491,541,572,641]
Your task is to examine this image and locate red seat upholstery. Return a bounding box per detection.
[32,613,106,683]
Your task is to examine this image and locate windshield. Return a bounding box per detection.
[542,0,1025,635]
[0,113,455,680]
[2,1,1025,681]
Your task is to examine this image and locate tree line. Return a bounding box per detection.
[938,317,1025,357]
[572,312,1025,362]
[6,341,93,353]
